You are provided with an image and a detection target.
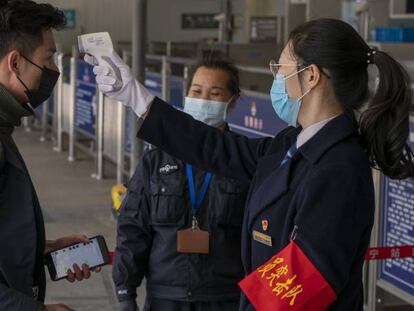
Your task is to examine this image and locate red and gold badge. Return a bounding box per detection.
[262,220,269,231]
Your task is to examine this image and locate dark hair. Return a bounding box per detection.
[289,18,414,180]
[190,55,241,96]
[0,0,65,58]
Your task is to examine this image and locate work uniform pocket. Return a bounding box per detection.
[149,180,186,226]
[214,180,247,227]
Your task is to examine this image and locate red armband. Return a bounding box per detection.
[239,241,336,311]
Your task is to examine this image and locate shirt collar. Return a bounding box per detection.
[299,113,359,164]
[282,112,359,164]
[296,115,339,149]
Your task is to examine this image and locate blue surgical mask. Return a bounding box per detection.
[184,97,230,127]
[270,68,311,126]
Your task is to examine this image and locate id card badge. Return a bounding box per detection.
[177,228,209,254]
[177,217,209,254]
[179,165,212,254]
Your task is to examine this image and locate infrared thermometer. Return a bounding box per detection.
[78,32,122,90]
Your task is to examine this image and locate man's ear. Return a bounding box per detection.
[7,51,21,75]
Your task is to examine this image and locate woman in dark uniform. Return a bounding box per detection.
[113,57,249,311]
[88,19,414,310]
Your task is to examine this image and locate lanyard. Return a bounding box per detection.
[186,164,212,228]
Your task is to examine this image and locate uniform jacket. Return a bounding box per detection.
[137,97,375,311]
[113,146,249,303]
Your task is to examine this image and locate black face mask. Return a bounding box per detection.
[17,55,60,110]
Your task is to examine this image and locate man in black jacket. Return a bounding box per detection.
[113,58,249,311]
[0,1,99,311]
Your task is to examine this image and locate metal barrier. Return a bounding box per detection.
[92,91,105,180]
[47,46,108,179]
[68,54,76,162]
[366,169,382,311]
[53,52,64,152]
[116,99,126,184]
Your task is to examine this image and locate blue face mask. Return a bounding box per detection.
[270,68,311,126]
[184,96,230,127]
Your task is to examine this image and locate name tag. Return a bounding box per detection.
[177,228,210,254]
[253,230,272,247]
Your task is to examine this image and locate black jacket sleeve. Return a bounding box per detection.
[138,97,273,182]
[0,143,39,311]
[0,281,40,311]
[112,156,152,303]
[293,163,374,297]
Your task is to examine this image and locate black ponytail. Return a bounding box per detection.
[360,51,414,179]
[289,18,414,180]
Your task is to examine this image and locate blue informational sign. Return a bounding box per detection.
[48,93,54,115]
[144,73,184,108]
[75,60,97,137]
[125,73,164,153]
[380,118,414,296]
[63,9,76,30]
[125,107,135,154]
[170,76,184,109]
[227,92,286,138]
[34,103,43,119]
[145,73,162,98]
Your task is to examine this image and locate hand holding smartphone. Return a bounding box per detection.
[45,235,110,281]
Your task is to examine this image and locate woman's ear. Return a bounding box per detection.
[307,64,321,89]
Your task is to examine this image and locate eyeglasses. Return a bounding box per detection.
[269,59,303,79]
[269,59,331,79]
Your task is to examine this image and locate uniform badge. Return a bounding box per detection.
[159,163,179,175]
[253,230,272,247]
[262,220,269,231]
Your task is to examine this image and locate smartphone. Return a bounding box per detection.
[45,235,110,281]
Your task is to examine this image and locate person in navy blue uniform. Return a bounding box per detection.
[88,19,414,311]
[113,57,250,311]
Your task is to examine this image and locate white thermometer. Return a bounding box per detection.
[78,32,122,91]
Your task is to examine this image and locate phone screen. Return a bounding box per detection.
[50,237,105,279]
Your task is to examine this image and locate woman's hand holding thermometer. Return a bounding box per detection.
[78,32,154,118]
[78,32,123,91]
